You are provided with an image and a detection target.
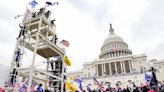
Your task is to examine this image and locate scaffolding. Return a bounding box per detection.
[6,5,66,92]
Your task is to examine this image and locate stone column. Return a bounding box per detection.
[112,52,113,57]
[94,65,97,76]
[115,62,117,74]
[104,63,106,76]
[131,60,134,70]
[109,63,112,75]
[121,61,124,73]
[120,61,122,74]
[96,65,98,76]
[102,64,104,76]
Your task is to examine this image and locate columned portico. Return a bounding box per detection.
[68,24,152,88]
[95,24,134,76]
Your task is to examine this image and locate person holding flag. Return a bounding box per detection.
[87,84,91,92]
[93,77,103,91]
[74,77,83,91]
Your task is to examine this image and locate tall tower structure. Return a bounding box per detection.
[6,4,66,92]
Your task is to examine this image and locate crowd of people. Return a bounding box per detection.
[80,83,164,92]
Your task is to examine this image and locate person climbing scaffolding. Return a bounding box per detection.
[18,23,27,39]
[14,48,22,67]
[10,68,18,86]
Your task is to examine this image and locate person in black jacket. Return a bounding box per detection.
[133,87,139,92]
[142,86,149,92]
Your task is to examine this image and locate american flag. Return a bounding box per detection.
[93,77,100,86]
[60,40,70,47]
[31,80,35,92]
[111,48,116,52]
[93,77,103,90]
[74,77,83,91]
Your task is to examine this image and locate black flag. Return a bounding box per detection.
[150,67,158,86]
[46,1,53,6]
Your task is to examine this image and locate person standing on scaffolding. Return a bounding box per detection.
[37,84,44,92]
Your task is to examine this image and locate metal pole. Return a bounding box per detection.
[61,57,64,92]
[27,34,39,92]
[27,18,42,92]
[45,58,49,90]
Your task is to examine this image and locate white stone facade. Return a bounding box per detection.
[67,24,164,88]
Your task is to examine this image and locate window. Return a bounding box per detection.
[116,62,121,74]
[105,63,110,75]
[124,61,130,73]
[88,73,90,77]
[139,61,142,64]
[98,64,102,76]
[22,76,26,82]
[129,61,132,69]
[111,62,116,74]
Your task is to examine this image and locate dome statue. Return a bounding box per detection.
[99,24,132,59]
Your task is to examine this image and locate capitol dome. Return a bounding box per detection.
[99,24,132,59]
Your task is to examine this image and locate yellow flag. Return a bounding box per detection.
[68,75,76,81]
[64,55,71,66]
[65,81,77,92]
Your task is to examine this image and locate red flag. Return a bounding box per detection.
[60,40,70,47]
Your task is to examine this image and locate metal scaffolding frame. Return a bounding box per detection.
[6,6,65,92]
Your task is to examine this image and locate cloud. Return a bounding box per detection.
[131,0,164,41]
[145,43,164,60]
[129,0,164,60]
[66,0,110,28]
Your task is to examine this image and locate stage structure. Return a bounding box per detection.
[6,3,66,92]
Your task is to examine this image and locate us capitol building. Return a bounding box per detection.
[67,24,164,88]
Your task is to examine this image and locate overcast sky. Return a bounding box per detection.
[0,0,164,71]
